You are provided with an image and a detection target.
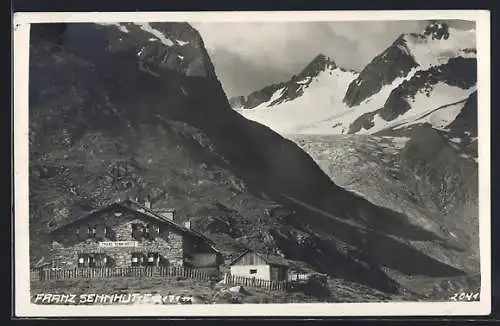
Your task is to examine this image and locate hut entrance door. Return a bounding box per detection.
[271,266,287,281]
[270,266,279,281]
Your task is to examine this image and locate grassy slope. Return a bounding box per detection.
[31,275,428,304]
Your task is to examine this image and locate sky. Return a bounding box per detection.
[191,20,475,98]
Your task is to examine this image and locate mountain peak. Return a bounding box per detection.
[299,53,337,77]
[423,21,450,40]
[311,53,336,66]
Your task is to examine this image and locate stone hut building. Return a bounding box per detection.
[47,199,222,275]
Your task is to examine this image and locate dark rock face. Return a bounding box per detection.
[228,96,246,109]
[229,54,338,110]
[29,22,343,227]
[447,91,478,138]
[243,83,286,109]
[423,22,450,40]
[347,111,378,134]
[343,35,418,107]
[299,53,337,77]
[29,22,470,295]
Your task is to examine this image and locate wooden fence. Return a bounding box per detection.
[30,267,315,293]
[223,273,288,292]
[30,266,217,282]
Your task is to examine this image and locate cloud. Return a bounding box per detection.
[191,20,475,97]
[206,47,294,98]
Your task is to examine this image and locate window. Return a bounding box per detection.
[78,253,111,267]
[131,223,145,240]
[95,224,107,239]
[76,224,112,240]
[250,269,257,274]
[130,252,162,266]
[88,254,97,267]
[131,252,145,267]
[88,225,97,238]
[146,252,160,266]
[77,224,89,241]
[93,254,109,267]
[78,254,89,267]
[146,223,160,240]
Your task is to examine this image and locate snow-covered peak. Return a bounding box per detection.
[235,67,358,133]
[229,52,353,111]
[403,24,476,70]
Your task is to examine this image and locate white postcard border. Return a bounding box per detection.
[13,10,491,317]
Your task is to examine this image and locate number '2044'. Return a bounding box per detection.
[449,292,480,301]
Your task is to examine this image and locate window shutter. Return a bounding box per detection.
[78,254,85,266]
[96,225,106,239]
[160,226,169,240]
[78,224,88,240]
[148,224,159,239]
[147,253,155,264]
[132,224,143,240]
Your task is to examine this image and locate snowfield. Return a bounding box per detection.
[403,27,476,70]
[283,68,420,135]
[235,67,358,133]
[367,83,477,133]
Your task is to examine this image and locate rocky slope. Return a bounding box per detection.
[287,131,480,295]
[29,22,474,300]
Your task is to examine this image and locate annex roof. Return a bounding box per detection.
[228,249,289,267]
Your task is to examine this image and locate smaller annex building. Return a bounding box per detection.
[46,199,223,275]
[228,250,290,282]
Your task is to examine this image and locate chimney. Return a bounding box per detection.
[184,220,191,230]
[144,195,151,209]
[157,209,175,221]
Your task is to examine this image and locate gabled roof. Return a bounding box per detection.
[50,199,221,254]
[228,249,289,267]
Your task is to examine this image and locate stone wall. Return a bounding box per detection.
[48,209,185,268]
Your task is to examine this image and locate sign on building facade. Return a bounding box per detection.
[98,241,139,248]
